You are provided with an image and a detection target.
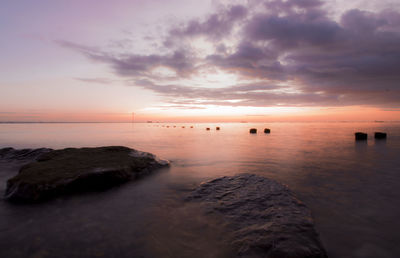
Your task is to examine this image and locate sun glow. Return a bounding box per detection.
[142,104,313,116]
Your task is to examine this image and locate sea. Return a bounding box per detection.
[0,122,399,258]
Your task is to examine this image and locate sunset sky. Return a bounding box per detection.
[1,0,400,122]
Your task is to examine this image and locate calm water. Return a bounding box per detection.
[0,122,399,258]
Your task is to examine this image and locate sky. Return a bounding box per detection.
[1,0,400,122]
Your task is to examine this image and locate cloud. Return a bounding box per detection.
[57,39,196,77]
[75,78,114,84]
[131,79,342,107]
[167,4,248,41]
[206,41,286,80]
[57,0,400,109]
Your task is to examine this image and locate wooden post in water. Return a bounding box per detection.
[250,128,257,134]
[355,132,367,140]
[374,132,387,139]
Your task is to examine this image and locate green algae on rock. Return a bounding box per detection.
[5,146,169,202]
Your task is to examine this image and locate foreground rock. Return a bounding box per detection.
[0,147,52,161]
[188,174,327,258]
[5,146,169,202]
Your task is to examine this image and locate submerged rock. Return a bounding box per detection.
[5,146,169,203]
[188,174,327,258]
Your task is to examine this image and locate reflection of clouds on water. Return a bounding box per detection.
[0,122,400,257]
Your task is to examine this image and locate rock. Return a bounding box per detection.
[206,128,211,131]
[5,146,169,203]
[182,126,185,128]
[187,174,328,258]
[355,132,367,140]
[249,128,257,134]
[264,128,271,134]
[216,127,220,130]
[0,147,52,160]
[374,132,387,139]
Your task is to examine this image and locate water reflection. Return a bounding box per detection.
[0,122,399,258]
[354,140,368,153]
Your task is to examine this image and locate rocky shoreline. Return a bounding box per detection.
[2,146,169,202]
[1,147,327,257]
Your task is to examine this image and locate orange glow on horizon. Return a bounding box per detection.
[1,106,399,123]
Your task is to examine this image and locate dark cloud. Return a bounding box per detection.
[58,0,400,109]
[167,4,248,41]
[206,41,286,80]
[57,40,195,77]
[264,0,324,11]
[245,13,342,49]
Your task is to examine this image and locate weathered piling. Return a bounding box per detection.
[375,132,387,139]
[264,128,271,133]
[355,132,367,140]
[249,128,257,134]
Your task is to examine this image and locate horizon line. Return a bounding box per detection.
[0,121,399,124]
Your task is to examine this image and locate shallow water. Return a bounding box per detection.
[0,122,399,257]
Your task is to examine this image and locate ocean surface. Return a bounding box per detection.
[0,122,399,258]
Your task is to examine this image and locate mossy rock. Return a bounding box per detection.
[5,146,169,203]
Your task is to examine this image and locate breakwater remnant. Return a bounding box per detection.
[249,128,257,134]
[4,146,169,203]
[375,132,387,139]
[355,132,367,140]
[264,128,271,134]
[187,174,328,258]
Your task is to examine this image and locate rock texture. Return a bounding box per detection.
[188,174,328,258]
[4,146,169,202]
[0,147,52,160]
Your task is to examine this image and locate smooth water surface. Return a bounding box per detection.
[0,122,399,258]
